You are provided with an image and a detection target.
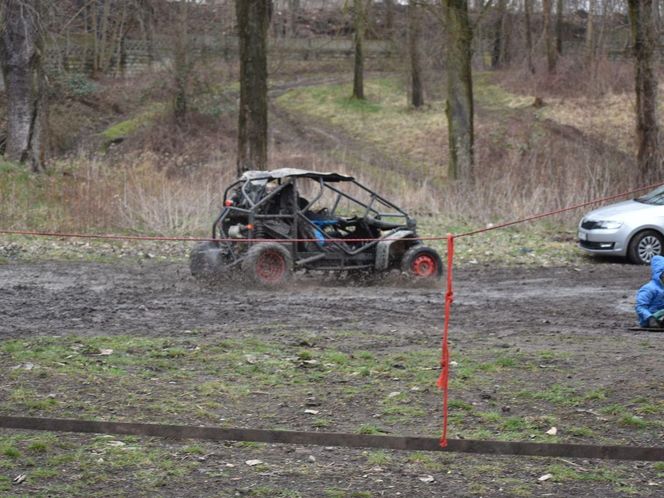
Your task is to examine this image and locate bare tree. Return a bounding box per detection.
[586,0,595,65]
[491,0,507,69]
[444,0,474,181]
[524,0,535,73]
[173,0,189,125]
[236,0,269,174]
[408,0,423,107]
[0,0,47,171]
[473,0,487,70]
[287,0,299,37]
[83,0,135,76]
[352,0,366,99]
[542,0,556,72]
[628,0,661,181]
[555,0,563,55]
[384,0,395,34]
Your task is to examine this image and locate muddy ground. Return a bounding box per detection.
[0,258,662,497]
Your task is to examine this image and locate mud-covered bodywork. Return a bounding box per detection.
[190,168,442,285]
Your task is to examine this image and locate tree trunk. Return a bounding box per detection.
[408,1,423,108]
[474,0,487,70]
[524,0,535,73]
[444,0,474,182]
[491,0,507,69]
[596,0,608,61]
[0,0,47,171]
[174,0,189,125]
[98,0,112,73]
[352,0,365,100]
[113,0,128,76]
[91,0,99,73]
[586,0,595,65]
[542,0,556,73]
[146,0,155,69]
[236,0,269,174]
[287,0,299,37]
[384,0,394,34]
[82,1,91,68]
[500,8,510,65]
[555,0,563,55]
[628,0,661,181]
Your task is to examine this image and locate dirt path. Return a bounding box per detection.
[268,74,433,188]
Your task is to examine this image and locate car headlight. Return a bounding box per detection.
[594,220,623,229]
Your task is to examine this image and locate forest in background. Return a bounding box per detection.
[0,0,662,235]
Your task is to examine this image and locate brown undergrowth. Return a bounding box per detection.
[0,61,654,236]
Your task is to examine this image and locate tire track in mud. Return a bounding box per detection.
[0,260,649,343]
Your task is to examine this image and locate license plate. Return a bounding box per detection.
[578,231,587,241]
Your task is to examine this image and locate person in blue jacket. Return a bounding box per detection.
[635,255,664,327]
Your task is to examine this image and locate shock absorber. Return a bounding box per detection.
[253,222,265,240]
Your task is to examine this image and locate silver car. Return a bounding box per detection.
[578,185,664,264]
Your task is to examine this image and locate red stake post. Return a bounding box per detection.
[437,234,455,447]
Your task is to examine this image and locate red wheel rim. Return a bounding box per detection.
[411,254,437,277]
[256,250,286,283]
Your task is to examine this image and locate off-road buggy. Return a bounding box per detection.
[190,168,442,286]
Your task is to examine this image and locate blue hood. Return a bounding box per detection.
[635,255,664,326]
[651,255,664,282]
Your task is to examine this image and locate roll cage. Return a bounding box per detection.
[210,169,419,271]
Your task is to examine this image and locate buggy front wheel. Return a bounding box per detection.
[401,246,443,279]
[242,243,292,287]
[190,241,223,279]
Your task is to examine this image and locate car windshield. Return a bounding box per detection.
[635,185,664,205]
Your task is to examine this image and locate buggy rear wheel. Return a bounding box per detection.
[401,245,443,279]
[242,243,292,287]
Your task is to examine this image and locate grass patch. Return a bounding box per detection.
[619,415,649,429]
[473,73,534,111]
[0,432,203,494]
[449,351,524,388]
[277,78,447,179]
[569,426,595,438]
[635,401,664,415]
[0,334,451,438]
[546,463,624,484]
[583,388,608,401]
[539,91,636,155]
[325,491,371,498]
[600,404,628,416]
[366,450,391,466]
[517,384,581,406]
[477,411,502,423]
[1,444,20,459]
[448,399,474,411]
[100,104,165,145]
[250,488,303,498]
[357,424,388,435]
[0,161,73,231]
[655,462,664,477]
[406,452,450,471]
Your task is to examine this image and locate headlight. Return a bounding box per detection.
[594,220,623,229]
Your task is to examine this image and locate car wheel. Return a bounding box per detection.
[242,243,292,287]
[190,241,223,278]
[401,246,443,279]
[628,230,663,265]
